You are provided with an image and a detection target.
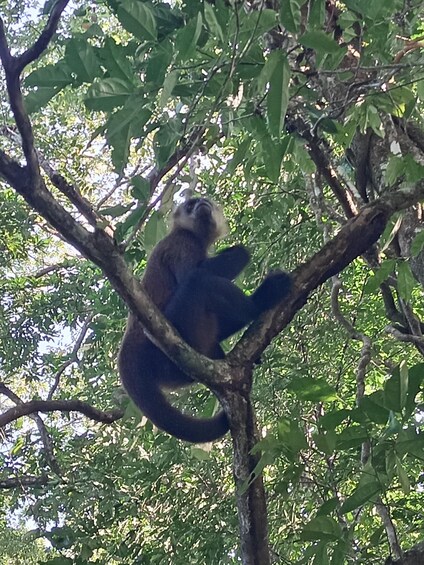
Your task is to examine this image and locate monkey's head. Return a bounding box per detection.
[171,197,228,244]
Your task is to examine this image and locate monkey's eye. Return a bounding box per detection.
[185,200,195,213]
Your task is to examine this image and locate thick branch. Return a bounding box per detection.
[0,22,39,180]
[0,399,123,428]
[230,183,424,366]
[48,170,107,230]
[0,475,49,489]
[287,114,357,218]
[15,0,70,72]
[0,150,230,391]
[220,384,271,565]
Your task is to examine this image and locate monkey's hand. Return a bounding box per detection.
[201,244,250,279]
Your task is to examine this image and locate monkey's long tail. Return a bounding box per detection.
[120,369,229,443]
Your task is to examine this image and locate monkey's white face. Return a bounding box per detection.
[171,198,228,241]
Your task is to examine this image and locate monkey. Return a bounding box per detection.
[118,197,292,442]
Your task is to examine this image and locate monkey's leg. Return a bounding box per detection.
[251,271,292,313]
[164,269,256,346]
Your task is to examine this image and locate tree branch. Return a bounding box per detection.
[0,383,61,475]
[15,0,71,73]
[0,475,49,489]
[47,313,94,399]
[0,21,40,181]
[0,399,123,428]
[230,183,424,367]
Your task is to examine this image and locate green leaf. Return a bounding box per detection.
[204,3,224,43]
[336,426,368,450]
[330,541,348,565]
[146,38,173,85]
[144,212,167,252]
[397,261,416,302]
[261,136,285,182]
[175,13,202,61]
[404,154,424,184]
[405,363,424,418]
[25,62,72,88]
[85,78,135,111]
[159,70,178,109]
[99,204,132,218]
[399,360,408,411]
[363,259,396,294]
[379,214,402,253]
[266,51,290,138]
[131,176,151,202]
[190,446,211,461]
[313,431,336,455]
[106,103,151,171]
[117,0,157,41]
[385,155,405,186]
[108,116,132,172]
[24,86,61,114]
[153,119,182,169]
[300,516,343,541]
[396,429,424,458]
[308,0,325,28]
[316,497,339,517]
[319,409,350,431]
[100,37,134,82]
[411,230,424,256]
[279,0,303,33]
[239,10,278,43]
[340,480,381,514]
[239,450,276,494]
[11,435,25,455]
[293,141,315,173]
[226,138,251,175]
[344,0,399,21]
[114,206,146,243]
[288,376,337,402]
[396,456,410,494]
[384,361,412,413]
[360,392,390,424]
[299,30,341,54]
[384,369,403,413]
[65,38,102,83]
[386,411,402,436]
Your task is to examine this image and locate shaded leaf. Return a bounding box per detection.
[117,0,157,41]
[65,38,102,83]
[266,51,290,138]
[340,480,381,514]
[300,516,343,541]
[85,78,135,111]
[288,376,337,402]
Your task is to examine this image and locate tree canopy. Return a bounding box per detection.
[0,0,424,564]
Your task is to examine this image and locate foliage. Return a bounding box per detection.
[1,0,424,564]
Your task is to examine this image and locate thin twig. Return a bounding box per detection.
[0,383,61,475]
[47,313,95,399]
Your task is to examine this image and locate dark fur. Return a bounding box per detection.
[118,198,292,442]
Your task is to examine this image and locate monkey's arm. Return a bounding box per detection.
[201,244,250,280]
